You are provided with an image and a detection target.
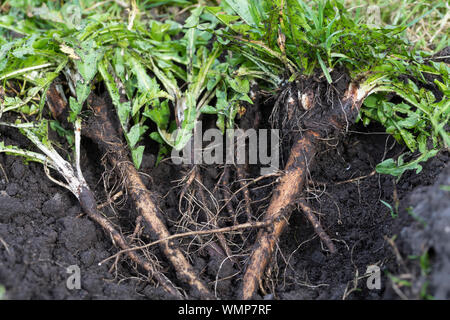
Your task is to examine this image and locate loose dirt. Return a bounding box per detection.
[0,117,448,299]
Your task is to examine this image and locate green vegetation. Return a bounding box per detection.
[380,199,398,218]
[345,0,448,52]
[0,0,448,175]
[206,0,448,178]
[408,250,435,300]
[0,0,448,300]
[0,0,252,169]
[0,284,5,300]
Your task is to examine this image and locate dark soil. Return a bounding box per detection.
[273,123,449,300]
[0,115,448,299]
[0,129,167,299]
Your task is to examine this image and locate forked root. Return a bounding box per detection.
[241,130,319,299]
[241,83,370,299]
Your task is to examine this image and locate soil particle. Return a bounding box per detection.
[310,250,326,265]
[5,183,20,197]
[79,249,97,267]
[42,193,68,218]
[10,160,26,180]
[0,194,25,223]
[0,133,145,299]
[58,216,98,253]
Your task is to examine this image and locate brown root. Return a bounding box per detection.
[236,165,253,221]
[78,186,182,298]
[84,94,213,299]
[44,84,183,297]
[193,166,235,263]
[99,218,273,263]
[221,164,236,218]
[241,130,319,299]
[241,82,368,299]
[298,199,336,253]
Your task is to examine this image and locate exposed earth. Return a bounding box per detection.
[0,117,448,300]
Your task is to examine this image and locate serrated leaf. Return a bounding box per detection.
[376,150,439,178]
[73,39,104,83]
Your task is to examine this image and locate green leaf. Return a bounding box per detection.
[131,145,145,169]
[132,90,170,118]
[286,0,311,41]
[216,114,225,133]
[69,97,83,122]
[238,93,253,104]
[363,94,379,108]
[174,105,197,150]
[155,144,169,167]
[143,100,170,129]
[199,105,217,114]
[248,0,267,26]
[98,60,131,131]
[376,150,439,178]
[150,131,164,144]
[226,76,250,94]
[127,124,147,149]
[223,0,258,26]
[12,34,37,58]
[49,120,74,146]
[75,81,91,105]
[73,39,104,83]
[316,51,332,84]
[0,140,49,166]
[380,200,398,218]
[208,11,240,27]
[184,6,204,28]
[126,54,159,94]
